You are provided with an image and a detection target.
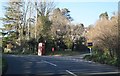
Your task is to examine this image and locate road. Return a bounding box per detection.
[3,54,120,76]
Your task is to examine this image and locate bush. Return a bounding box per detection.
[83,55,92,61]
[4,48,12,53]
[84,48,119,67]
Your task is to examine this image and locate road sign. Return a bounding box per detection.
[87,39,92,43]
[87,42,93,47]
[87,39,93,48]
[87,41,93,55]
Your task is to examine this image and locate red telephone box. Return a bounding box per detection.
[38,43,45,56]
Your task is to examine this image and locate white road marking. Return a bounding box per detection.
[36,62,43,63]
[42,60,57,66]
[27,62,32,63]
[88,72,120,75]
[66,70,77,76]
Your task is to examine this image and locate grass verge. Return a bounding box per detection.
[83,54,120,68]
[46,50,82,56]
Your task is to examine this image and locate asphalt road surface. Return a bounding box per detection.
[3,54,120,76]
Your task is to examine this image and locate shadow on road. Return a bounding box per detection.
[2,73,120,76]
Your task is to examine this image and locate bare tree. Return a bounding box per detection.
[86,12,118,58]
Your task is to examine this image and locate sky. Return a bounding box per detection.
[0,0,119,28]
[57,2,118,26]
